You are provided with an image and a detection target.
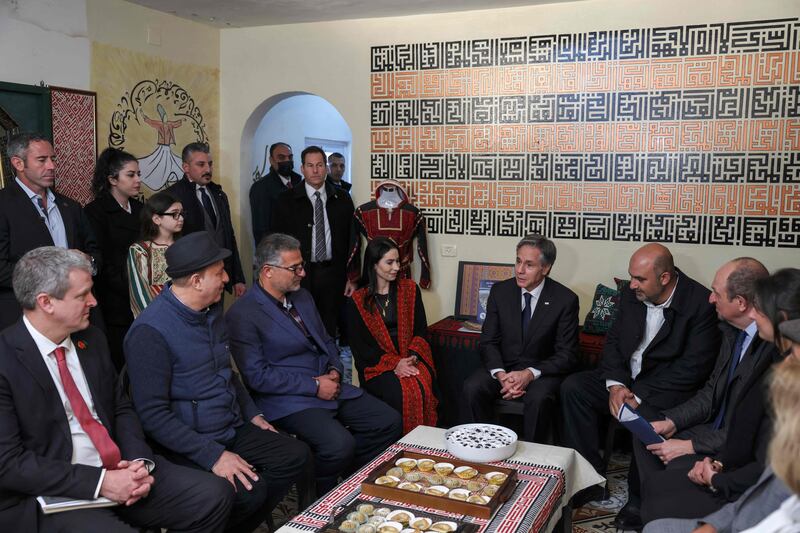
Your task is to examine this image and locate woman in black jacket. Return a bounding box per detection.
[84,148,143,371]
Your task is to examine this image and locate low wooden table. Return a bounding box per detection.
[277,426,604,533]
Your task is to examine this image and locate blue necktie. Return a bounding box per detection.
[712,330,748,430]
[521,292,532,337]
[199,187,218,228]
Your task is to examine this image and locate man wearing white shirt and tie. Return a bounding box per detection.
[462,234,580,443]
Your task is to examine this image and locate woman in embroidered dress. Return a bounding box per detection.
[85,148,143,371]
[346,237,438,434]
[126,191,183,317]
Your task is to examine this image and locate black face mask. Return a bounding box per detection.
[277,161,293,176]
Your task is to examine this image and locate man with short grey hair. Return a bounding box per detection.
[462,234,580,443]
[0,246,233,532]
[0,132,100,330]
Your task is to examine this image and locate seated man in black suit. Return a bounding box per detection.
[0,246,232,532]
[561,243,720,526]
[462,234,579,442]
[630,258,774,527]
[0,132,101,330]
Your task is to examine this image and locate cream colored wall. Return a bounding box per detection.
[221,0,800,323]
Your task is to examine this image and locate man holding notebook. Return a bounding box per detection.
[0,247,233,532]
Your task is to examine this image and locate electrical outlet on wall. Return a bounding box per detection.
[441,244,457,257]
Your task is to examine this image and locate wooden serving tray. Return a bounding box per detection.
[322,498,479,533]
[361,451,517,519]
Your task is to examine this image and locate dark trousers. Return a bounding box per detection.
[461,369,561,443]
[303,261,344,338]
[274,392,402,495]
[640,456,728,523]
[38,456,234,533]
[163,423,311,533]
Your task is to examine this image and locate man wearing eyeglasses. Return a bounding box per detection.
[226,232,401,496]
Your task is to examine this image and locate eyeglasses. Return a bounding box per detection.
[265,262,305,274]
[159,211,184,220]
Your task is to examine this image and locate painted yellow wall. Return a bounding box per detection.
[219,0,800,324]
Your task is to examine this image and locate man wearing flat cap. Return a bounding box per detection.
[124,231,311,532]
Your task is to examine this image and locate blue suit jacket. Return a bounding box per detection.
[225,285,361,421]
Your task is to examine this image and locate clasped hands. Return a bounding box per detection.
[394,356,420,378]
[687,456,720,488]
[316,368,342,400]
[496,370,533,400]
[100,460,154,506]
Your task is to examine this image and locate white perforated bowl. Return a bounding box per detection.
[444,423,518,463]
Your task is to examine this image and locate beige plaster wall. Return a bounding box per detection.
[221,0,799,323]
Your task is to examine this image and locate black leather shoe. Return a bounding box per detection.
[613,501,643,530]
[571,484,608,507]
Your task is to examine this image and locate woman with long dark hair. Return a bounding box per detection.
[346,237,437,434]
[84,147,143,370]
[126,191,183,317]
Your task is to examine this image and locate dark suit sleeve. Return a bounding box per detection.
[0,204,13,290]
[479,285,505,372]
[226,310,319,398]
[270,193,290,235]
[658,302,720,393]
[74,205,103,275]
[219,191,245,286]
[534,289,579,375]
[0,372,101,499]
[124,325,226,470]
[599,294,635,387]
[249,181,267,246]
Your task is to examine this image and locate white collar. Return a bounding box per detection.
[16,177,54,201]
[22,315,73,358]
[304,181,326,200]
[521,279,546,300]
[644,276,679,310]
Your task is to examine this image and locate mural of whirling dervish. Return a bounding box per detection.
[138,103,184,191]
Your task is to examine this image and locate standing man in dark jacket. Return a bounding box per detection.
[462,234,579,442]
[166,142,246,297]
[561,243,720,519]
[325,152,352,194]
[249,142,302,246]
[124,232,310,532]
[0,132,101,330]
[271,146,356,338]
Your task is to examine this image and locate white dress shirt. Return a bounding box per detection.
[606,278,679,405]
[16,177,68,248]
[490,280,546,380]
[305,182,332,261]
[22,316,106,497]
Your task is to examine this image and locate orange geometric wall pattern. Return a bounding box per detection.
[370,18,800,247]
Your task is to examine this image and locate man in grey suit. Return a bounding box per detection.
[625,258,772,529]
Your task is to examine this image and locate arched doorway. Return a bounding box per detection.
[239,92,353,248]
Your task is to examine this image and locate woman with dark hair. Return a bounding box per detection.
[126,191,183,317]
[84,147,143,370]
[346,237,438,434]
[642,268,800,527]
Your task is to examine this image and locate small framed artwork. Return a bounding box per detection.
[454,261,514,320]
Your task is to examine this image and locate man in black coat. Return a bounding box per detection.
[165,142,246,296]
[249,142,302,246]
[561,243,720,517]
[629,258,774,528]
[271,146,356,338]
[0,246,232,532]
[325,152,352,194]
[462,234,579,442]
[0,132,101,330]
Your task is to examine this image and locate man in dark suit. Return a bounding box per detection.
[628,258,773,528]
[0,132,101,330]
[561,243,720,515]
[462,234,579,442]
[226,233,402,495]
[271,146,356,338]
[165,142,246,297]
[0,246,232,532]
[249,142,303,246]
[326,152,352,194]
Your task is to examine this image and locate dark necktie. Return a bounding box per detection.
[54,347,121,469]
[712,330,748,430]
[313,191,326,262]
[36,196,49,221]
[521,292,532,337]
[199,187,218,228]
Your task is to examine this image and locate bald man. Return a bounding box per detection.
[561,244,720,524]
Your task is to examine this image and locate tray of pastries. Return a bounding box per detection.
[361,451,517,519]
[323,498,479,533]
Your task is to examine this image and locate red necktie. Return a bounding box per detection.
[54,347,121,469]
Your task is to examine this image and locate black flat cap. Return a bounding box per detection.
[165,231,231,279]
[779,319,800,343]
